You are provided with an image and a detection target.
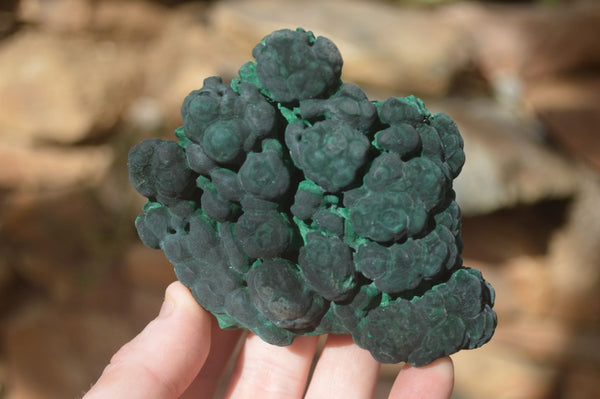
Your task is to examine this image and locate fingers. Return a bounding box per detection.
[388,357,454,399]
[84,282,212,399]
[304,334,380,399]
[84,279,455,399]
[180,322,243,399]
[224,333,319,399]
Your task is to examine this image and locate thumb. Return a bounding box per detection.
[84,282,212,399]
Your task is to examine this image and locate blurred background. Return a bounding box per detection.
[0,0,599,397]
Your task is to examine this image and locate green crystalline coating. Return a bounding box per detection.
[127,28,496,366]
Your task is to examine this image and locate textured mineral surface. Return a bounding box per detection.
[128,28,496,366]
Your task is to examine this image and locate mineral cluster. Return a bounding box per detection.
[128,28,496,366]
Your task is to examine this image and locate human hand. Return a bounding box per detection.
[84,282,454,399]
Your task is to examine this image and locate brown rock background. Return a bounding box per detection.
[1,0,599,398]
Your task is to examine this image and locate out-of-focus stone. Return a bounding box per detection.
[429,99,579,215]
[91,0,169,41]
[0,31,142,144]
[461,200,568,263]
[0,8,17,37]
[452,341,557,399]
[127,288,166,334]
[466,260,514,320]
[5,303,134,399]
[525,77,600,173]
[209,0,471,96]
[396,0,462,4]
[492,317,571,364]
[559,361,600,399]
[0,257,15,293]
[567,328,600,367]
[18,0,169,39]
[0,362,7,399]
[123,96,166,134]
[122,243,176,291]
[547,172,600,322]
[466,256,553,322]
[495,319,600,369]
[502,257,554,319]
[0,190,131,302]
[143,4,233,130]
[17,0,93,33]
[0,141,112,191]
[447,3,600,83]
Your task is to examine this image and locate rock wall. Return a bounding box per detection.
[1,0,599,398]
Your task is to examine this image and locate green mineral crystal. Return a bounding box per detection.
[128,28,496,366]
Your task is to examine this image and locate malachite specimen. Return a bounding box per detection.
[128,28,497,366]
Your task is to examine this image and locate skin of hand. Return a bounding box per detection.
[83,282,454,399]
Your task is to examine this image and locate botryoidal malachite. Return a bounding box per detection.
[128,28,496,366]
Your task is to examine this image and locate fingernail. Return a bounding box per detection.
[158,296,175,318]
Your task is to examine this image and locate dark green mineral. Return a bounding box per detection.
[128,28,496,366]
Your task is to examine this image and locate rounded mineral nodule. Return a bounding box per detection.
[128,27,497,366]
[245,28,343,104]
